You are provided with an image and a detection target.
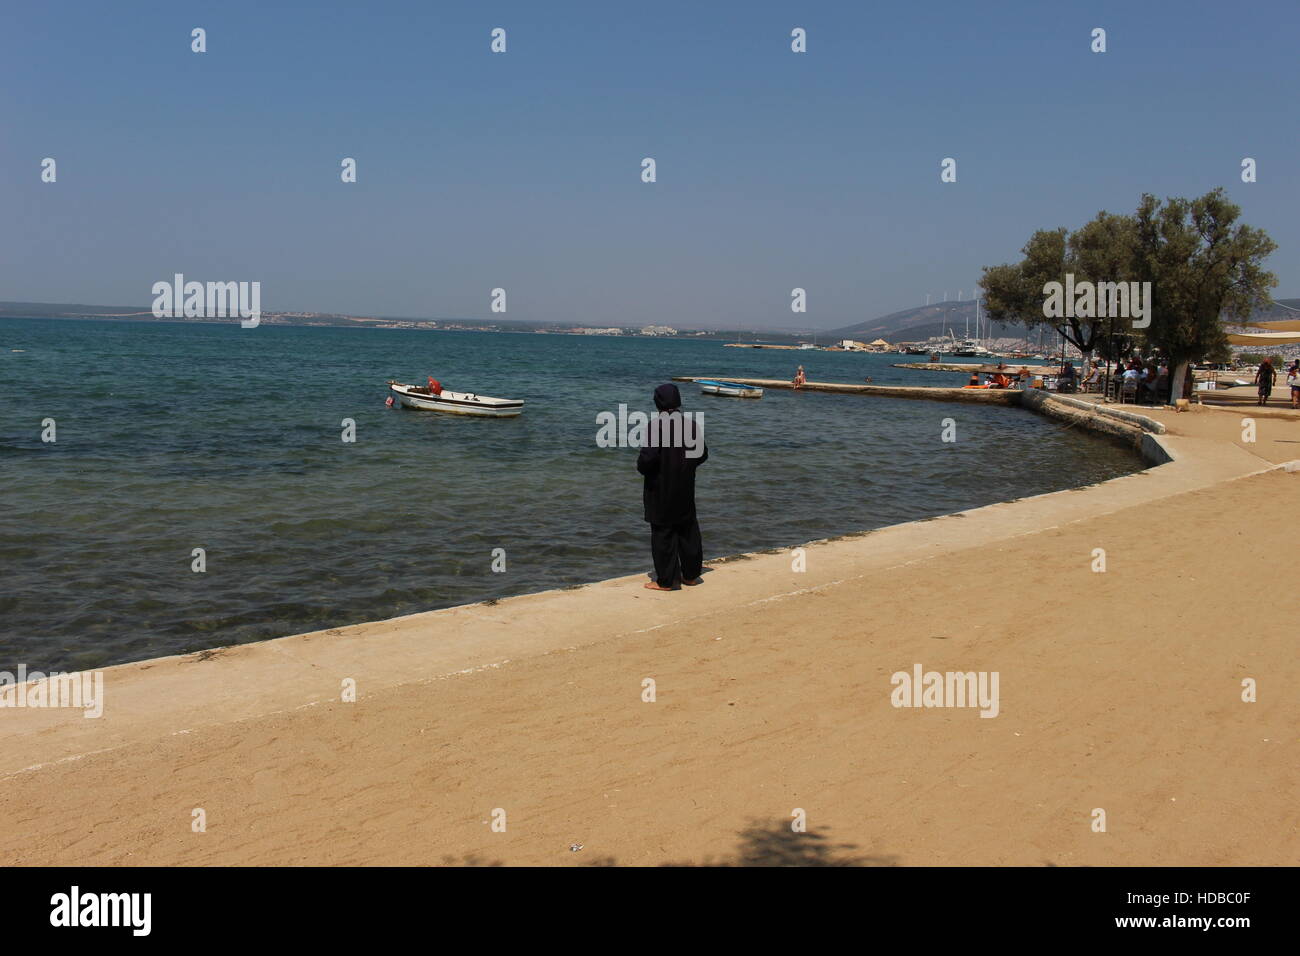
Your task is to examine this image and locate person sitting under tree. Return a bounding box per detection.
[1057,362,1077,393]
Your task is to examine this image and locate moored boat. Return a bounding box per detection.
[697,379,764,398]
[387,380,524,417]
[951,338,988,357]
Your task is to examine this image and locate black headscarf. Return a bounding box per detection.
[653,383,681,411]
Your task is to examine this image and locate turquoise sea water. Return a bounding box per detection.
[0,317,1141,671]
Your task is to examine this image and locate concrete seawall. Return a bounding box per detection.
[1020,390,1169,462]
[676,376,1168,458]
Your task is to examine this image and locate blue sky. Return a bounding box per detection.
[2,0,1297,329]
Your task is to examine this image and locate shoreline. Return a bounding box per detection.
[2,394,1296,865]
[2,393,1168,761]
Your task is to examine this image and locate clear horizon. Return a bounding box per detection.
[3,0,1297,329]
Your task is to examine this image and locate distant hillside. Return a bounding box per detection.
[0,301,156,317]
[1242,298,1300,322]
[827,301,1020,343]
[831,297,1300,342]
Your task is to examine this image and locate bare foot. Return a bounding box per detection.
[682,577,703,586]
[643,581,675,591]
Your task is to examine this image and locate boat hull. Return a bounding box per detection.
[388,383,524,417]
[698,380,763,398]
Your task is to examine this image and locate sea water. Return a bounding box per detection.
[0,317,1140,671]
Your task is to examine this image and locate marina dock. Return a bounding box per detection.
[672,376,1020,403]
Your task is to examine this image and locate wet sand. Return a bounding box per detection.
[1,401,1296,866]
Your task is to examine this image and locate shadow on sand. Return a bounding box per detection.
[584,820,898,867]
[440,820,896,867]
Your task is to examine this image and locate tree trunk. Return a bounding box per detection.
[1170,361,1191,404]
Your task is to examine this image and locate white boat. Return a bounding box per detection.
[697,379,764,398]
[951,298,993,356]
[387,381,524,417]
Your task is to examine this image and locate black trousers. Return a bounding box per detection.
[650,517,703,585]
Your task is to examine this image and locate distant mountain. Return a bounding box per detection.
[827,301,1021,343]
[1241,298,1300,323]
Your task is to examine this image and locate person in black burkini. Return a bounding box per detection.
[637,383,708,591]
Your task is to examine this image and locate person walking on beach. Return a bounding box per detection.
[638,383,708,591]
[1254,358,1276,406]
[1287,361,1300,409]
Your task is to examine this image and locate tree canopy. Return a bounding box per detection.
[980,188,1277,386]
[1132,189,1277,369]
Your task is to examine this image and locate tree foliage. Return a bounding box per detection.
[1133,188,1277,368]
[980,189,1277,381]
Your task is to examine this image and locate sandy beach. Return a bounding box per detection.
[1,397,1296,867]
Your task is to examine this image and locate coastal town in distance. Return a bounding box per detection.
[9,294,1298,362]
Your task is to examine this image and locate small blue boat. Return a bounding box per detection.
[697,379,763,398]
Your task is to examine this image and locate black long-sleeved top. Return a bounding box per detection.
[636,385,708,525]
